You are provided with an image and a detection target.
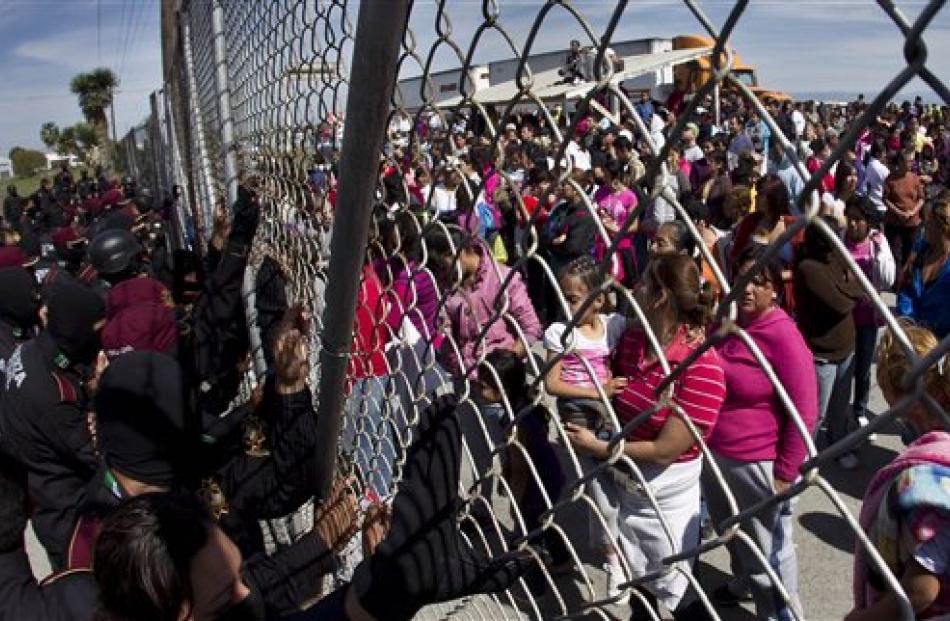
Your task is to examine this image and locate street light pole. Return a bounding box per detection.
[110,85,119,172]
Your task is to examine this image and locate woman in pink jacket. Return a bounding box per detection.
[423,224,541,379]
[702,245,818,621]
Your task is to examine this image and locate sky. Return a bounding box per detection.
[0,0,948,159]
[0,0,162,158]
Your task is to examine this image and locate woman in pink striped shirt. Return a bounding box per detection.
[565,253,725,614]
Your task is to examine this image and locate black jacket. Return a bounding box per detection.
[0,547,97,621]
[0,333,97,567]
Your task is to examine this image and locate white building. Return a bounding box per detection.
[395,38,683,113]
[45,153,80,170]
[395,65,491,112]
[0,157,12,179]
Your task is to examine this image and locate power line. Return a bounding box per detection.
[113,0,128,71]
[0,87,154,104]
[97,0,101,64]
[118,0,146,80]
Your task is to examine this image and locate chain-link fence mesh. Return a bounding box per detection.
[127,1,950,619]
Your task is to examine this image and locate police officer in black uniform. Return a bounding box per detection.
[2,185,22,226]
[86,227,143,286]
[0,282,105,568]
[0,267,40,368]
[0,453,97,621]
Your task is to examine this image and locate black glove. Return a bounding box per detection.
[229,184,260,245]
[350,395,532,620]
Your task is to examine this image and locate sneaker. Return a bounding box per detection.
[857,415,878,442]
[603,563,630,605]
[711,583,751,607]
[838,452,860,470]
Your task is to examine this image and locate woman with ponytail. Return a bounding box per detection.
[565,253,724,615]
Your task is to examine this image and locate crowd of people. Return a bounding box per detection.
[0,83,949,621]
[364,88,950,619]
[0,168,527,620]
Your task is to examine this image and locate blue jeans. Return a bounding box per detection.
[815,353,855,445]
[852,324,879,421]
[341,376,400,500]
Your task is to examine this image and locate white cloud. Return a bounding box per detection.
[3,13,162,155]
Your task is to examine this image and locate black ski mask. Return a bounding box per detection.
[0,268,39,338]
[47,282,105,365]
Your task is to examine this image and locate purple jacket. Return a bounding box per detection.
[443,242,541,376]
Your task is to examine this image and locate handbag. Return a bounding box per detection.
[870,231,896,290]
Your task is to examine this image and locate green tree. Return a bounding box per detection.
[8,147,46,177]
[70,67,118,169]
[52,122,100,163]
[56,125,78,158]
[40,122,60,152]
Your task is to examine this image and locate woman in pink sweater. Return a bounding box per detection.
[702,245,818,621]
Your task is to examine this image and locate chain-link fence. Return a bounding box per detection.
[129,1,950,619]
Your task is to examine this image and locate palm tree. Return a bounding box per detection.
[40,122,60,152]
[70,67,118,169]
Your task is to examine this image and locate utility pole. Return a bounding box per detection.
[110,85,118,172]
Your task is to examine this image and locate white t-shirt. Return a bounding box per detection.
[566,140,592,171]
[430,185,457,215]
[791,109,805,138]
[544,313,627,388]
[683,144,704,163]
[864,157,890,211]
[821,191,846,221]
[650,115,666,151]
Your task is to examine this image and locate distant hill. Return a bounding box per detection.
[791,91,942,104]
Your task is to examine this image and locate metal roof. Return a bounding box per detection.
[438,46,712,108]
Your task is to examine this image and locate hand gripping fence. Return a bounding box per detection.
[123,0,950,618]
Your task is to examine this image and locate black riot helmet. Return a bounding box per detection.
[88,229,143,280]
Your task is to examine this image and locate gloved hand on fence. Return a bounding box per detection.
[347,395,533,620]
[229,183,260,245]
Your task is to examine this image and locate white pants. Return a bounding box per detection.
[600,458,702,610]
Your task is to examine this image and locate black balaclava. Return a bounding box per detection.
[47,282,106,365]
[0,268,39,337]
[94,351,190,488]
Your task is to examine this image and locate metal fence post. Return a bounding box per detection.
[211,0,238,206]
[162,86,193,250]
[313,0,411,500]
[210,0,266,378]
[182,10,217,244]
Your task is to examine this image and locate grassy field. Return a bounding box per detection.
[0,173,46,198]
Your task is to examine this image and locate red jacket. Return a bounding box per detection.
[347,265,389,386]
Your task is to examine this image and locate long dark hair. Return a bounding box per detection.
[755,174,790,223]
[642,253,714,333]
[833,160,857,197]
[94,493,213,621]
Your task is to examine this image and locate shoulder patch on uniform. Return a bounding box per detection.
[50,371,78,403]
